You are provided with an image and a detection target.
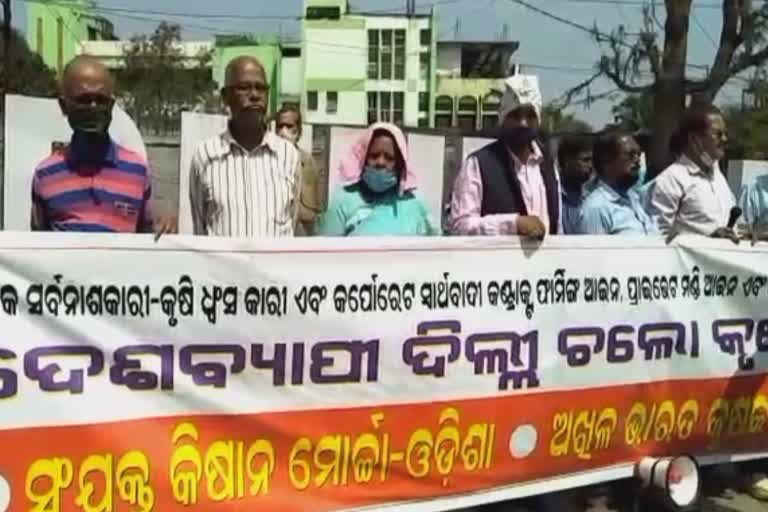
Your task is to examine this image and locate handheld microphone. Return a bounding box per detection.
[727,206,743,229]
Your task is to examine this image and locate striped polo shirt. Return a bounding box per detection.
[32,139,154,233]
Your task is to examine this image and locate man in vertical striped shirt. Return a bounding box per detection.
[189,56,302,237]
[31,56,163,234]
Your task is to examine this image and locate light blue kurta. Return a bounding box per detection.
[317,184,440,237]
[575,180,657,235]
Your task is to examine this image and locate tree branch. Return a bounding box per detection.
[706,1,744,86]
[600,55,652,94]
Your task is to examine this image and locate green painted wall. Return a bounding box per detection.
[26,0,89,74]
[26,0,113,75]
[213,44,282,115]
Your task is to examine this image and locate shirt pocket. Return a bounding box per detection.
[273,173,296,229]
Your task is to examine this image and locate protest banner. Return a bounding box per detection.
[1,233,768,511]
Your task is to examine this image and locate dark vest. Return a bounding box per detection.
[474,139,560,234]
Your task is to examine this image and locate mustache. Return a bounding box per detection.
[243,104,265,113]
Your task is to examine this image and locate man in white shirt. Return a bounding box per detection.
[189,56,301,237]
[650,106,736,238]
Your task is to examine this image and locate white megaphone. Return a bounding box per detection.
[636,455,701,510]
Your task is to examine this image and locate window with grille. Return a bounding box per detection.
[326,91,338,114]
[394,30,406,80]
[307,91,318,111]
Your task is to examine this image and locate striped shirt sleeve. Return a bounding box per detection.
[138,169,154,233]
[189,150,207,236]
[30,171,48,231]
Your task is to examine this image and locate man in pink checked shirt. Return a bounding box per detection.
[449,75,560,239]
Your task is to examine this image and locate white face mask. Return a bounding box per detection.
[699,149,716,169]
[278,127,299,145]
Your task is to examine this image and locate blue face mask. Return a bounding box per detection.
[362,166,398,193]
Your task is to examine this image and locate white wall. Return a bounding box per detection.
[303,27,367,80]
[306,91,367,126]
[79,40,213,69]
[303,15,430,127]
[437,44,461,75]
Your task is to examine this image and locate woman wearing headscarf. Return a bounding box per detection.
[316,122,439,236]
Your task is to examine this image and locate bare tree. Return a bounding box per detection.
[576,0,768,177]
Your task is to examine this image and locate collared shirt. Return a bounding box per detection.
[739,174,768,230]
[575,179,657,235]
[449,142,560,235]
[650,155,736,236]
[560,179,596,235]
[189,130,302,238]
[31,138,153,233]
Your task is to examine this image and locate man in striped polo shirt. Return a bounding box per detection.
[189,56,301,237]
[31,56,173,235]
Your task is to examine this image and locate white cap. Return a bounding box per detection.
[498,74,542,125]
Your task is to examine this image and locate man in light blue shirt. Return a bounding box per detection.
[739,174,768,232]
[557,134,595,234]
[575,131,657,235]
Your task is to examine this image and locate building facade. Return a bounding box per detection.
[434,41,519,130]
[26,0,116,74]
[301,0,436,127]
[79,40,213,70]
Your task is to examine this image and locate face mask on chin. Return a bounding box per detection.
[279,127,299,144]
[690,135,717,171]
[699,149,716,169]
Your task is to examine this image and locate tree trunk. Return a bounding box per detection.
[648,79,685,178]
[646,0,691,179]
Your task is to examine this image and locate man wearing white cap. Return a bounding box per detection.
[449,75,560,239]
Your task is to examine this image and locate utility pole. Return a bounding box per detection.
[1,0,10,95]
[1,0,9,231]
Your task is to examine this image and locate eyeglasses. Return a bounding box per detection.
[225,82,270,96]
[65,94,114,108]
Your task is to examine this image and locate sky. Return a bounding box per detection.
[9,0,744,127]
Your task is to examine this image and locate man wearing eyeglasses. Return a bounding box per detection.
[188,56,301,237]
[574,131,657,235]
[31,56,172,235]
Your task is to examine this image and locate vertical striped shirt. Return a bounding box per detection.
[189,130,302,238]
[31,140,153,233]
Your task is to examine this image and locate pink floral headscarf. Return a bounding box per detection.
[337,122,417,193]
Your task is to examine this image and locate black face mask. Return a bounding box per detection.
[231,107,265,130]
[500,126,538,152]
[562,167,591,191]
[67,104,113,135]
